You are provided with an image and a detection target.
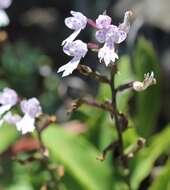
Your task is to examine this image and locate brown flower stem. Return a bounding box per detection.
[97,140,119,161]
[77,64,110,84]
[80,98,115,115]
[110,65,132,189]
[115,81,134,93]
[35,126,60,190]
[110,65,124,158]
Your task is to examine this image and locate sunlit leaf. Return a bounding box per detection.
[0,123,19,153]
[42,125,113,190]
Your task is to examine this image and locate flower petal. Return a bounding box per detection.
[0,0,12,9]
[98,43,118,66]
[63,40,88,57]
[114,29,127,44]
[70,11,87,28]
[0,104,11,115]
[57,56,80,77]
[96,14,112,29]
[20,98,42,118]
[3,111,21,125]
[0,9,9,27]
[95,29,107,43]
[16,114,35,134]
[61,29,81,46]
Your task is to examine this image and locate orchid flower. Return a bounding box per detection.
[0,88,18,126]
[0,88,18,116]
[96,11,131,66]
[62,11,87,46]
[16,98,42,134]
[58,40,88,77]
[0,0,12,27]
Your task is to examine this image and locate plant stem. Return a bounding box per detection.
[110,65,132,190]
[110,65,124,159]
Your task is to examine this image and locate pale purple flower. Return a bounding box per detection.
[97,25,126,66]
[0,0,12,27]
[0,0,12,9]
[0,111,21,125]
[95,12,130,66]
[62,11,87,46]
[0,88,18,116]
[58,40,88,77]
[96,14,112,29]
[16,98,42,134]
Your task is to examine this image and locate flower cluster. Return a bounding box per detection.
[0,0,12,27]
[0,88,42,134]
[58,10,132,77]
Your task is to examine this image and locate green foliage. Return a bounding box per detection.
[42,125,113,190]
[115,55,134,113]
[130,125,170,190]
[134,37,161,137]
[149,159,170,190]
[1,42,41,96]
[0,123,19,153]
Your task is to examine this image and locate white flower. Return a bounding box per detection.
[58,40,88,77]
[62,11,87,46]
[133,72,156,92]
[0,88,18,116]
[16,98,42,134]
[98,42,118,66]
[0,0,12,27]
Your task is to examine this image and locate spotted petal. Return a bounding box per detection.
[57,56,80,77]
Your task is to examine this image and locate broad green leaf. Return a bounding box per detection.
[149,159,170,190]
[134,37,161,137]
[0,123,19,153]
[130,125,170,189]
[42,125,113,190]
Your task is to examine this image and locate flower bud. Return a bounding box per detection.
[133,72,156,92]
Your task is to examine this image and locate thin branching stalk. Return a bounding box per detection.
[110,65,132,190]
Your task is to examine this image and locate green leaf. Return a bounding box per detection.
[115,55,133,113]
[134,37,161,137]
[0,123,19,153]
[42,125,113,190]
[149,159,170,190]
[130,125,170,189]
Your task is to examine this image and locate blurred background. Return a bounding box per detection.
[0,0,170,190]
